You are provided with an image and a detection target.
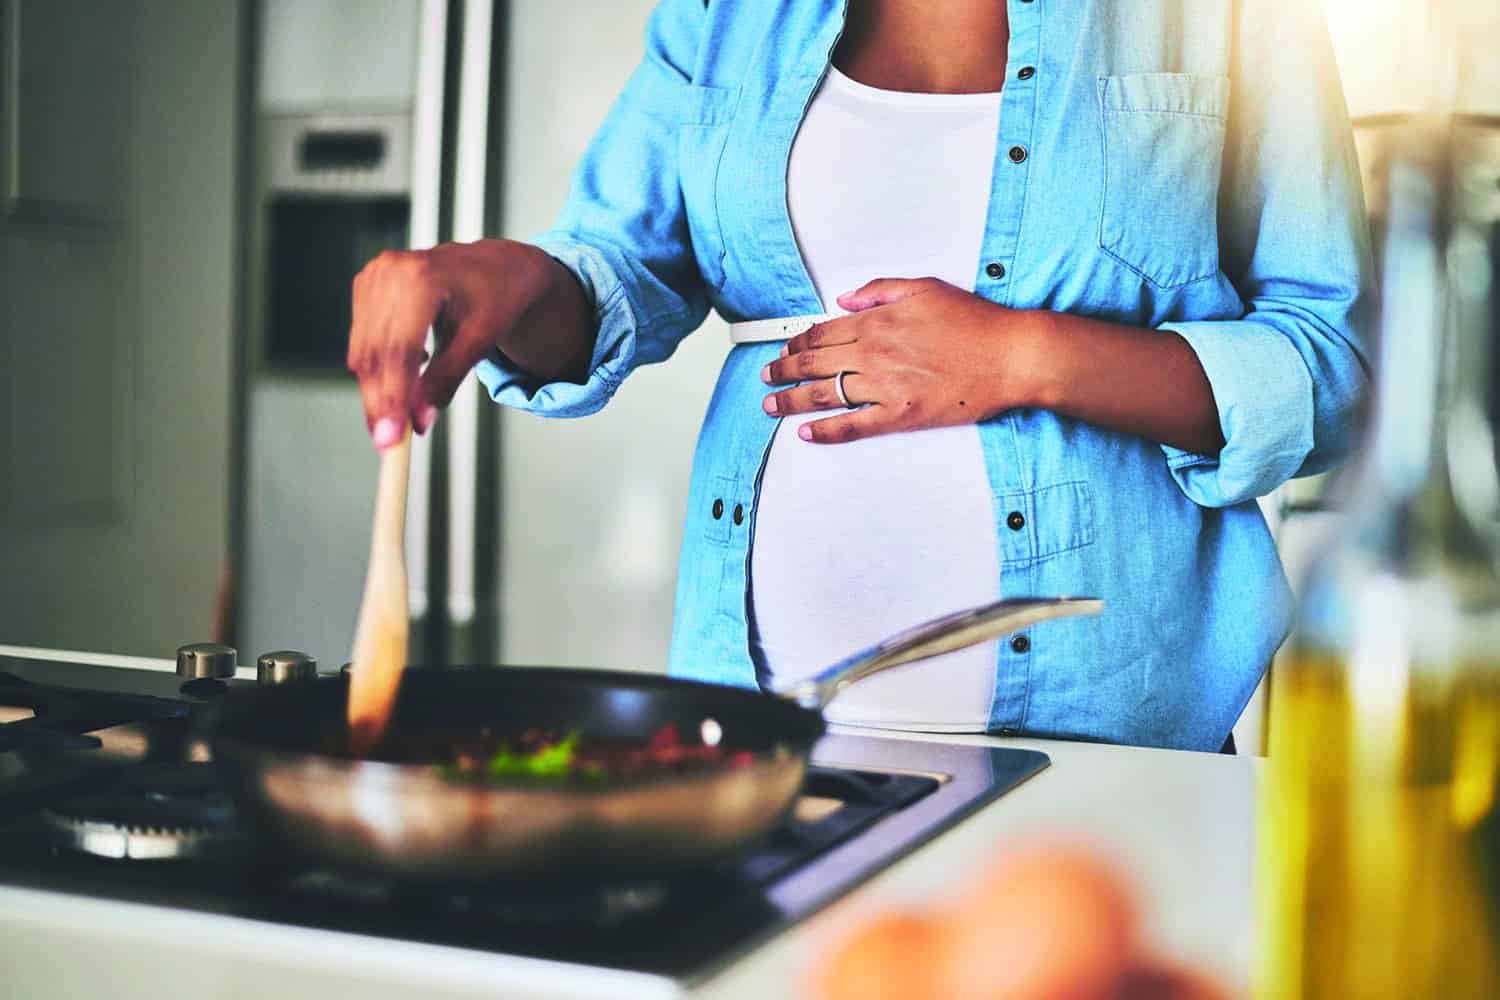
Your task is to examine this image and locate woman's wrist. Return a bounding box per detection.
[492,240,597,384]
[1004,308,1066,413]
[480,239,563,317]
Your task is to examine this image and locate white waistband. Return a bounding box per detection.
[727,313,838,344]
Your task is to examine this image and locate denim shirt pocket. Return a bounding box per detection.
[994,481,1097,568]
[1097,73,1230,290]
[702,471,755,629]
[702,473,744,545]
[678,84,738,292]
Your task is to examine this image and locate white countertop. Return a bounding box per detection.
[701,729,1255,1000]
[0,645,1255,999]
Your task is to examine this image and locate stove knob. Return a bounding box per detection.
[256,650,318,685]
[175,642,237,680]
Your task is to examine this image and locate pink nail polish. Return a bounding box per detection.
[372,417,400,450]
[761,364,773,384]
[763,395,779,416]
[415,405,438,435]
[797,424,813,441]
[779,345,789,358]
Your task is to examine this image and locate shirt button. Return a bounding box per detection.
[1011,635,1031,654]
[732,503,745,525]
[985,261,1006,279]
[1018,66,1036,80]
[1006,510,1025,531]
[1008,145,1028,164]
[712,499,724,520]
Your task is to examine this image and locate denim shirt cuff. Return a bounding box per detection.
[473,237,639,418]
[1158,318,1316,508]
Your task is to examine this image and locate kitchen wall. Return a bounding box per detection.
[1324,0,1500,117]
[491,0,731,672]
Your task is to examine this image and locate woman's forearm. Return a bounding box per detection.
[1021,311,1225,457]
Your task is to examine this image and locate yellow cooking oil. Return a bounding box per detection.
[1256,654,1500,999]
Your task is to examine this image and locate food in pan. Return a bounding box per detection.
[432,723,756,781]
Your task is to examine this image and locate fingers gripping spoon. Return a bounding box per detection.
[347,428,412,755]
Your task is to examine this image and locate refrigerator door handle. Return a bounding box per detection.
[445,0,496,631]
[404,0,451,624]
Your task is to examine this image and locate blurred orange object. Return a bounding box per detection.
[812,910,948,1000]
[812,845,1226,1000]
[940,846,1136,1000]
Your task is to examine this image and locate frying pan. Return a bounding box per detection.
[208,596,1101,881]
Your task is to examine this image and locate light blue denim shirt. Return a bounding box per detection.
[476,0,1374,751]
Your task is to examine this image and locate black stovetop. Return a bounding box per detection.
[0,653,1048,981]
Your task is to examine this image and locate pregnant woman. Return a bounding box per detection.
[346,0,1372,751]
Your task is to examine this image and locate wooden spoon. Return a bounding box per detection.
[347,428,412,756]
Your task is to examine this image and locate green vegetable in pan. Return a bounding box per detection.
[434,723,752,782]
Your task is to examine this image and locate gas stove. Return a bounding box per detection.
[0,647,1047,989]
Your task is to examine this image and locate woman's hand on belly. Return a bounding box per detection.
[758,277,1048,444]
[759,276,1226,455]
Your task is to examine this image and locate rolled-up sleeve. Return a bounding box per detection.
[1160,4,1375,509]
[475,0,710,419]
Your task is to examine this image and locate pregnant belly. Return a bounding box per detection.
[749,410,1002,731]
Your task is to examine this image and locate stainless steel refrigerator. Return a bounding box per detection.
[238,0,727,676]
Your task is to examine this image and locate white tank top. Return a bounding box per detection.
[749,66,1003,731]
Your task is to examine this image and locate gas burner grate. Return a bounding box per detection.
[0,680,188,756]
[41,762,238,861]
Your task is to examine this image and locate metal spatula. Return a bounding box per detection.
[347,429,411,755]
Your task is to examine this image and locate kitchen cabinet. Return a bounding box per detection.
[1,0,130,219]
[0,0,242,656]
[1,0,134,537]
